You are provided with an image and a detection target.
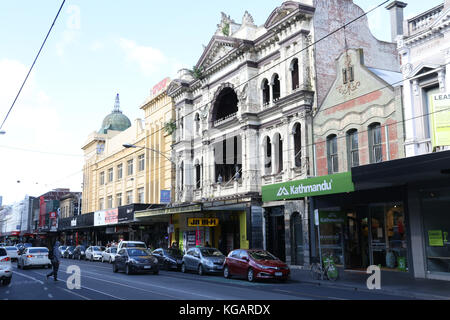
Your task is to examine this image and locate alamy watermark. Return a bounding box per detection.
[366,265,381,290]
[66,265,81,290]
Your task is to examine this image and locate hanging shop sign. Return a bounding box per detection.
[94,208,119,226]
[262,172,355,202]
[188,218,219,227]
[430,93,450,148]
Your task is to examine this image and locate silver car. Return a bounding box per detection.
[181,247,225,276]
[102,247,118,263]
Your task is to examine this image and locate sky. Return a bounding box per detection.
[0,0,444,205]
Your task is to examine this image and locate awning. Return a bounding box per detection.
[352,150,450,190]
[135,204,202,219]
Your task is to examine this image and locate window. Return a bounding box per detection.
[293,123,301,167]
[264,136,272,175]
[108,168,113,183]
[138,154,145,172]
[99,198,104,210]
[291,59,299,90]
[262,79,270,105]
[342,66,354,84]
[117,164,123,180]
[275,133,283,173]
[369,123,382,163]
[127,159,133,175]
[126,190,133,205]
[272,74,280,101]
[194,113,200,136]
[116,193,122,207]
[195,162,201,189]
[347,129,359,169]
[138,187,144,203]
[99,172,105,185]
[327,134,338,174]
[107,196,113,209]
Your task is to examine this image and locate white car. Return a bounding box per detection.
[4,246,19,261]
[85,246,105,261]
[17,247,52,270]
[0,247,12,286]
[102,247,118,263]
[117,241,147,251]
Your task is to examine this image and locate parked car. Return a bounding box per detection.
[17,247,51,270]
[58,246,67,256]
[117,241,147,251]
[73,245,86,260]
[113,248,159,275]
[4,246,19,261]
[181,247,225,275]
[85,246,105,261]
[0,247,12,286]
[63,246,76,259]
[152,248,183,270]
[223,249,290,282]
[102,247,118,263]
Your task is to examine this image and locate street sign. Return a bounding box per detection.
[160,190,171,204]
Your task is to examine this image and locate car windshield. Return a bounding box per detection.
[110,248,117,253]
[78,246,86,250]
[166,249,182,257]
[92,246,102,251]
[249,250,277,261]
[29,248,49,254]
[124,243,146,248]
[127,249,148,256]
[0,248,7,256]
[200,249,223,257]
[60,246,67,250]
[5,247,17,250]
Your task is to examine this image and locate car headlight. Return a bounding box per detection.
[205,260,214,267]
[255,263,272,270]
[129,259,137,264]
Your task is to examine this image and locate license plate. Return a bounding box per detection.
[144,266,151,269]
[275,272,283,276]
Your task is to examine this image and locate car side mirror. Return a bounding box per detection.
[243,257,249,261]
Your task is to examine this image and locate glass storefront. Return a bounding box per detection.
[421,187,450,274]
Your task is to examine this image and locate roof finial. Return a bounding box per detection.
[113,93,121,113]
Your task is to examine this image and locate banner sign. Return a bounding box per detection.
[262,172,354,202]
[430,93,450,148]
[94,208,118,226]
[188,218,219,227]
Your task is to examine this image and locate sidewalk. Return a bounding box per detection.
[289,267,450,300]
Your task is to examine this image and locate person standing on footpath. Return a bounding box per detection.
[46,240,62,281]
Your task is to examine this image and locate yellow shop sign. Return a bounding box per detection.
[188,218,219,227]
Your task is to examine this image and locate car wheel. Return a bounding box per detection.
[181,263,186,273]
[198,264,204,276]
[90,256,93,262]
[109,258,112,264]
[126,264,132,275]
[113,262,118,273]
[223,265,231,279]
[247,268,255,282]
[78,255,81,261]
[2,277,11,286]
[17,260,21,269]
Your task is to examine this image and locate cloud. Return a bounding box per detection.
[118,38,169,76]
[56,5,81,56]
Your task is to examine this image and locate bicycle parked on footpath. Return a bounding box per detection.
[310,253,339,281]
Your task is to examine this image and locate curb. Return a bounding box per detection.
[292,277,450,300]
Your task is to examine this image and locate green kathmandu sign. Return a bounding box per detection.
[262,172,354,202]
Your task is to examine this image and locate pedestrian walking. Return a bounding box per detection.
[46,240,61,281]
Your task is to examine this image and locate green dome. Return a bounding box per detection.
[99,94,131,134]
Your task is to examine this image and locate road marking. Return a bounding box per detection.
[13,271,44,285]
[62,288,91,300]
[274,289,347,300]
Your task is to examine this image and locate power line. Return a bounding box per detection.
[0,0,66,131]
[0,144,82,157]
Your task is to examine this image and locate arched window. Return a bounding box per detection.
[264,136,272,175]
[369,123,382,163]
[262,79,270,105]
[291,59,299,91]
[274,133,283,173]
[212,87,238,125]
[272,74,280,101]
[293,123,301,167]
[327,134,338,174]
[195,160,201,189]
[346,129,359,169]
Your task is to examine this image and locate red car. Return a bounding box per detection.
[223,249,290,282]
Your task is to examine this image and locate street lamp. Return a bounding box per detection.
[122,144,175,164]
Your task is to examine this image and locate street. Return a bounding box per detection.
[1,259,414,300]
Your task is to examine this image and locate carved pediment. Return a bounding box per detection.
[264,1,298,29]
[196,37,239,70]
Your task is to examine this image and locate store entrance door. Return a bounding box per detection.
[266,207,286,262]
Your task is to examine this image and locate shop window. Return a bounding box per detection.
[293,123,301,167]
[272,74,280,101]
[327,134,338,174]
[346,129,359,169]
[290,59,299,91]
[421,188,450,274]
[369,123,382,163]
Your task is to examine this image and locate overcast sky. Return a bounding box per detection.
[0,0,444,204]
